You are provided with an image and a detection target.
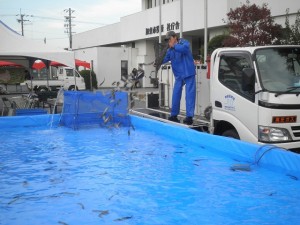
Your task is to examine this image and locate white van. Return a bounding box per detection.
[25,67,86,91]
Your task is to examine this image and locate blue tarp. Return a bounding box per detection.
[0,113,300,179]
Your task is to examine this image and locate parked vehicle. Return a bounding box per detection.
[132,45,300,152]
[24,67,86,91]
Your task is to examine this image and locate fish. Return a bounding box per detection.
[114,216,133,221]
[114,122,120,128]
[102,106,109,116]
[108,192,119,200]
[230,164,251,172]
[130,124,135,131]
[22,181,29,187]
[287,174,298,180]
[8,196,21,205]
[58,221,68,225]
[77,202,85,209]
[99,77,105,87]
[104,115,112,124]
[93,210,109,218]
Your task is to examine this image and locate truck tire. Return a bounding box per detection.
[222,129,240,140]
[38,86,48,92]
[68,85,77,91]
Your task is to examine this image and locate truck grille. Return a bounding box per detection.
[291,126,300,137]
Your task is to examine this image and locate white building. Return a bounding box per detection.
[73,0,300,88]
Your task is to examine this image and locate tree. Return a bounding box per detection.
[79,70,98,90]
[207,34,230,54]
[282,9,300,45]
[223,0,282,47]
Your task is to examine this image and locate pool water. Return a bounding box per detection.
[0,125,300,225]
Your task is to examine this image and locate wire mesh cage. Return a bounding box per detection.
[60,90,131,130]
[153,41,169,73]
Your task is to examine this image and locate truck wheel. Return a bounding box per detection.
[222,129,240,140]
[38,87,48,92]
[68,85,77,91]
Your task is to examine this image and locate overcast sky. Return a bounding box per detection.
[0,0,141,49]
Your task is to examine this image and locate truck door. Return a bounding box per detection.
[64,68,74,88]
[212,51,258,142]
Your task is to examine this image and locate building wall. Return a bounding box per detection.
[73,0,300,87]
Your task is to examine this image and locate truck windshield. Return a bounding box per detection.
[255,47,300,94]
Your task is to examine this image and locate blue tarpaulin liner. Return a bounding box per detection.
[130,115,300,179]
[1,114,299,179]
[60,90,130,129]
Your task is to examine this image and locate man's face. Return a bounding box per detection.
[168,36,176,48]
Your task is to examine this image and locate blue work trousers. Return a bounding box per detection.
[171,75,196,118]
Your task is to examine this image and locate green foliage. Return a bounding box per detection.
[207,34,229,55]
[79,70,98,90]
[0,67,26,84]
[282,9,300,45]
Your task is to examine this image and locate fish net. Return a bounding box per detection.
[60,90,131,129]
[153,41,169,73]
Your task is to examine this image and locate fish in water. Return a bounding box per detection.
[77,203,85,209]
[8,196,21,205]
[58,221,68,225]
[22,181,29,187]
[114,216,133,221]
[93,210,109,218]
[102,106,109,116]
[230,164,251,172]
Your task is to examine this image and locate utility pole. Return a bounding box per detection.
[16,9,32,36]
[204,0,208,63]
[64,8,75,49]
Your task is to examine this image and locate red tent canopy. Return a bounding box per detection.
[75,59,90,68]
[32,59,90,70]
[0,60,22,67]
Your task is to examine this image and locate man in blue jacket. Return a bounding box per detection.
[162,31,196,125]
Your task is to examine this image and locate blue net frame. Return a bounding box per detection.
[60,90,130,129]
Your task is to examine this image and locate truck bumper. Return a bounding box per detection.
[258,141,300,153]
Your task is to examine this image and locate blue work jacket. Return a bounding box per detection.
[162,39,195,79]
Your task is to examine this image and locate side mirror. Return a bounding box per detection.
[242,68,255,92]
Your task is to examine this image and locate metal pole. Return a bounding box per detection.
[90,60,93,91]
[69,8,72,49]
[180,0,183,38]
[204,0,208,63]
[159,0,162,43]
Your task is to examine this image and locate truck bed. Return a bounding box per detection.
[130,107,210,131]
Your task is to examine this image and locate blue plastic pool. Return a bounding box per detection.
[0,115,300,225]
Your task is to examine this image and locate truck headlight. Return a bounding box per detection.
[258,126,292,143]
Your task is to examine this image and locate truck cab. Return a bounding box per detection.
[56,67,86,91]
[25,66,86,92]
[210,46,300,152]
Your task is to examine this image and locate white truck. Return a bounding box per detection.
[132,45,300,152]
[24,67,86,91]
